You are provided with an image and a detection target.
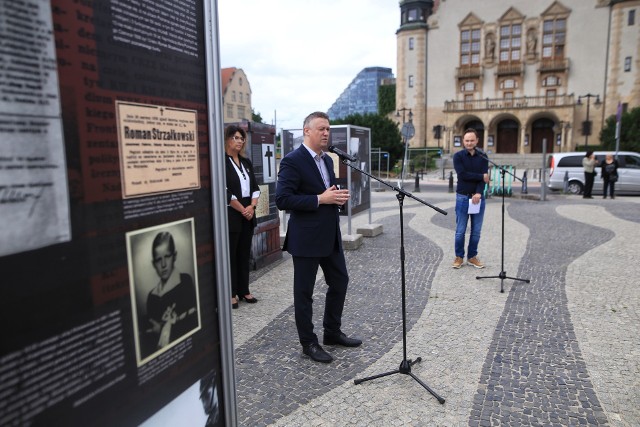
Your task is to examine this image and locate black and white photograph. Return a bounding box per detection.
[127,218,201,366]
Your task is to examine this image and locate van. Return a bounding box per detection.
[547,151,640,195]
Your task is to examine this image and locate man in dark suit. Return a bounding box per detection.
[275,111,362,363]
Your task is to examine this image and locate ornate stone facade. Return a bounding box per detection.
[396,0,640,154]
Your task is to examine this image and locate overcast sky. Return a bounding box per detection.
[217,0,400,131]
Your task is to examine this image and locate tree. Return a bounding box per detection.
[331,113,403,167]
[378,84,396,116]
[599,106,640,153]
[252,109,264,124]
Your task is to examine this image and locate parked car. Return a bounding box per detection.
[547,151,640,195]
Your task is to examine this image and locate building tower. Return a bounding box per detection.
[396,0,435,148]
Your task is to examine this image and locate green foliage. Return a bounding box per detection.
[331,113,403,166]
[599,106,640,152]
[252,109,264,124]
[378,84,396,116]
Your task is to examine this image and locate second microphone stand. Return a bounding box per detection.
[475,151,530,293]
[335,154,446,404]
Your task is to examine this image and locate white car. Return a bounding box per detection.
[547,151,640,195]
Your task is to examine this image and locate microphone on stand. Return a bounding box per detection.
[474,146,487,157]
[328,145,357,162]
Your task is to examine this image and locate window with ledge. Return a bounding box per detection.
[499,79,517,90]
[464,94,474,109]
[503,91,514,107]
[629,9,636,26]
[542,18,566,59]
[408,75,414,88]
[625,56,632,72]
[239,77,243,86]
[499,23,521,63]
[246,93,250,104]
[232,91,236,102]
[409,37,414,50]
[460,81,475,92]
[239,92,243,103]
[546,89,557,106]
[237,105,245,118]
[542,75,560,87]
[460,28,481,66]
[227,103,233,117]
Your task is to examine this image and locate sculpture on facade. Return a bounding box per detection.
[527,29,537,55]
[485,33,495,60]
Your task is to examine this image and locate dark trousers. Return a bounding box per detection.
[583,171,596,197]
[229,220,254,297]
[292,251,349,346]
[603,178,616,198]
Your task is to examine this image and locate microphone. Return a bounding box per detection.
[474,147,487,156]
[328,145,357,162]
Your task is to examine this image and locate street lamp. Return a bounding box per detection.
[396,107,413,124]
[433,125,443,148]
[577,94,601,151]
[396,108,414,188]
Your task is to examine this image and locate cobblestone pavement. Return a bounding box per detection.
[233,185,640,426]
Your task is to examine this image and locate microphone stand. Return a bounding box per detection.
[474,150,530,293]
[335,155,446,404]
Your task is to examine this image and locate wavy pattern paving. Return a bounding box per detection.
[470,201,613,426]
[559,205,640,426]
[233,193,639,426]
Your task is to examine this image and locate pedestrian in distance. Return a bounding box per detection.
[225,125,260,309]
[451,128,489,270]
[275,111,362,364]
[582,151,598,199]
[601,153,619,199]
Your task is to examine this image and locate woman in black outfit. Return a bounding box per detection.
[601,153,619,199]
[225,125,260,308]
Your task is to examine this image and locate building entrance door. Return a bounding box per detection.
[531,118,555,153]
[496,119,519,153]
[464,120,485,149]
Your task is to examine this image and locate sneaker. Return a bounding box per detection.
[467,257,485,269]
[451,256,464,269]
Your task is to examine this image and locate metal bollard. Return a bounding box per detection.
[414,173,420,192]
[448,171,454,193]
[563,171,569,193]
[521,170,528,194]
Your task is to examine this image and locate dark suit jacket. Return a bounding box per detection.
[225,154,260,232]
[275,145,342,257]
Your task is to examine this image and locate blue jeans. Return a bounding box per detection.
[455,193,485,259]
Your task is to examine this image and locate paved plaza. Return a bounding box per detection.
[232,182,639,426]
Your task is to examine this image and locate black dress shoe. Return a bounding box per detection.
[239,295,258,303]
[323,332,362,347]
[302,343,333,363]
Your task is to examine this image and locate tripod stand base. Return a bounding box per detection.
[477,271,530,293]
[354,358,446,404]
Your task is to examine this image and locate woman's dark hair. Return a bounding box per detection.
[224,125,246,141]
[585,150,594,158]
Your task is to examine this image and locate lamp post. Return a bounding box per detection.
[396,108,414,188]
[396,107,413,124]
[577,94,601,151]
